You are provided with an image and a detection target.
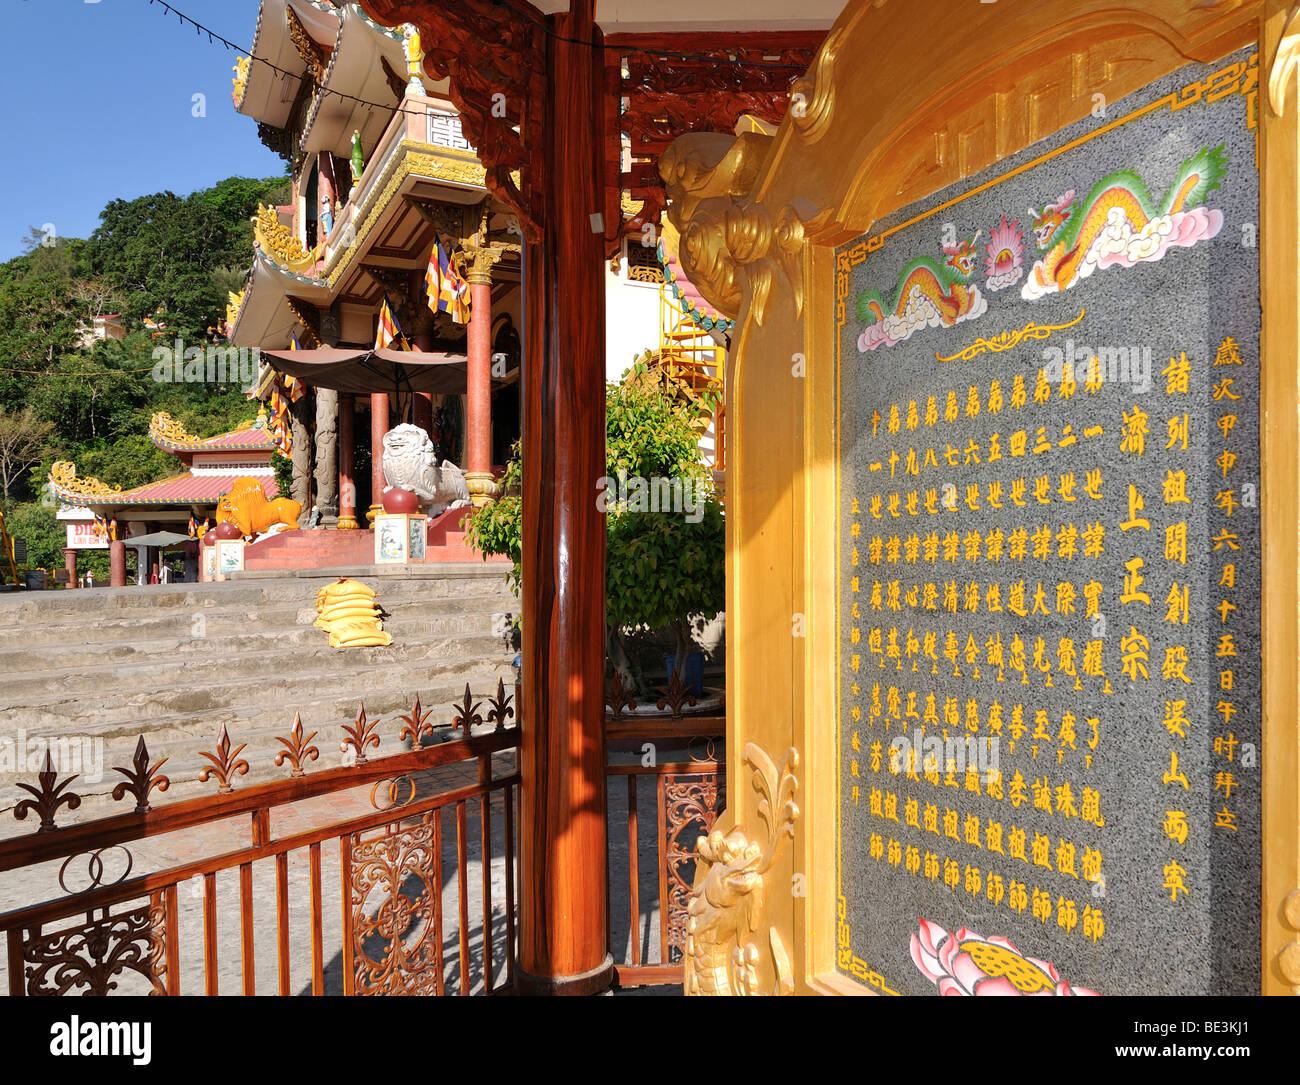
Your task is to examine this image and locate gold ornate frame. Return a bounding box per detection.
[663,0,1300,995]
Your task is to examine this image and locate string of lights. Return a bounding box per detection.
[145,0,812,131]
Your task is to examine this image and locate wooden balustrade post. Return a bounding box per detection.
[517,0,613,995]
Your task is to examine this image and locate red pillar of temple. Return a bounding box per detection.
[109,540,126,588]
[367,393,389,524]
[465,272,494,506]
[338,393,358,529]
[517,0,612,995]
[412,328,435,434]
[62,547,77,588]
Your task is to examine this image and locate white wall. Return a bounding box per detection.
[604,252,662,384]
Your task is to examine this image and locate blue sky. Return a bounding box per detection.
[1,0,286,261]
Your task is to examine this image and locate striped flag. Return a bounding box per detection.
[375,296,403,349]
[284,335,305,401]
[425,238,470,323]
[269,384,292,456]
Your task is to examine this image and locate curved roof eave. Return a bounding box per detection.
[300,5,409,159]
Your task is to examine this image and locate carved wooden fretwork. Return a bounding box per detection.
[408,197,472,247]
[350,816,443,995]
[684,742,798,996]
[380,54,409,102]
[663,773,725,954]
[359,0,546,239]
[287,4,329,84]
[610,34,823,247]
[21,899,167,996]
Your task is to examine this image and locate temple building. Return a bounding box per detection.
[49,411,281,585]
[222,0,684,574]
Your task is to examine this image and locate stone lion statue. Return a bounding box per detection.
[381,423,470,516]
[217,477,302,537]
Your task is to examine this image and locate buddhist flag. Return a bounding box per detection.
[284,335,305,401]
[425,238,470,324]
[375,296,403,349]
[269,384,292,457]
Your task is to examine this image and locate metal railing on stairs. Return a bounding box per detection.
[0,687,518,997]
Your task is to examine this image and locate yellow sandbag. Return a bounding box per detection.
[328,619,391,647]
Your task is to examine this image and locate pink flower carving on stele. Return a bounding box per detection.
[909,917,1099,996]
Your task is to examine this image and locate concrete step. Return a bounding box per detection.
[0,587,515,646]
[0,569,519,814]
[0,630,512,700]
[2,650,514,729]
[0,607,511,672]
[0,568,516,616]
[0,685,515,810]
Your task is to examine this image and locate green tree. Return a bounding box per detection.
[465,368,726,685]
[0,407,54,501]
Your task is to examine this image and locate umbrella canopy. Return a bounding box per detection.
[260,347,497,397]
[123,531,194,550]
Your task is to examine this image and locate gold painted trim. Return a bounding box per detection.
[934,309,1086,362]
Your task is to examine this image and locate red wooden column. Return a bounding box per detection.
[109,539,126,588]
[412,307,436,433]
[367,393,389,525]
[465,260,494,506]
[517,0,612,995]
[338,393,358,530]
[62,547,77,588]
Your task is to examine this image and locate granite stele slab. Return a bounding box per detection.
[834,47,1260,996]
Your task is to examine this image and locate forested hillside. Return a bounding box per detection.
[0,175,288,576]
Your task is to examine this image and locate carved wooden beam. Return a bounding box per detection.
[284,296,323,348]
[407,197,472,246]
[608,32,824,245]
[359,0,547,240]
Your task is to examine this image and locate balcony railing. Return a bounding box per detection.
[0,691,518,997]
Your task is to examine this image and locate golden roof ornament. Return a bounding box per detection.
[149,411,201,448]
[48,462,123,501]
[231,55,251,106]
[253,204,321,275]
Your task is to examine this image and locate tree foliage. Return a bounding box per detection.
[464,369,726,680]
[0,175,288,514]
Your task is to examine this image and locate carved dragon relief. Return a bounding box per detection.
[660,132,811,328]
[684,742,799,996]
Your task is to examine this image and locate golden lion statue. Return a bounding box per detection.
[216,477,302,537]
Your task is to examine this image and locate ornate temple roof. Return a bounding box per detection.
[52,471,278,509]
[49,413,279,513]
[148,412,279,454]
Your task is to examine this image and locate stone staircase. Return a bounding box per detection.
[0,565,518,824]
[242,509,502,571]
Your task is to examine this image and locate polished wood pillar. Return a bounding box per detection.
[62,547,77,588]
[517,0,612,996]
[367,393,389,524]
[465,271,494,506]
[338,393,358,530]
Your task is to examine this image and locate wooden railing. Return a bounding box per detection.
[604,673,725,989]
[0,689,518,997]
